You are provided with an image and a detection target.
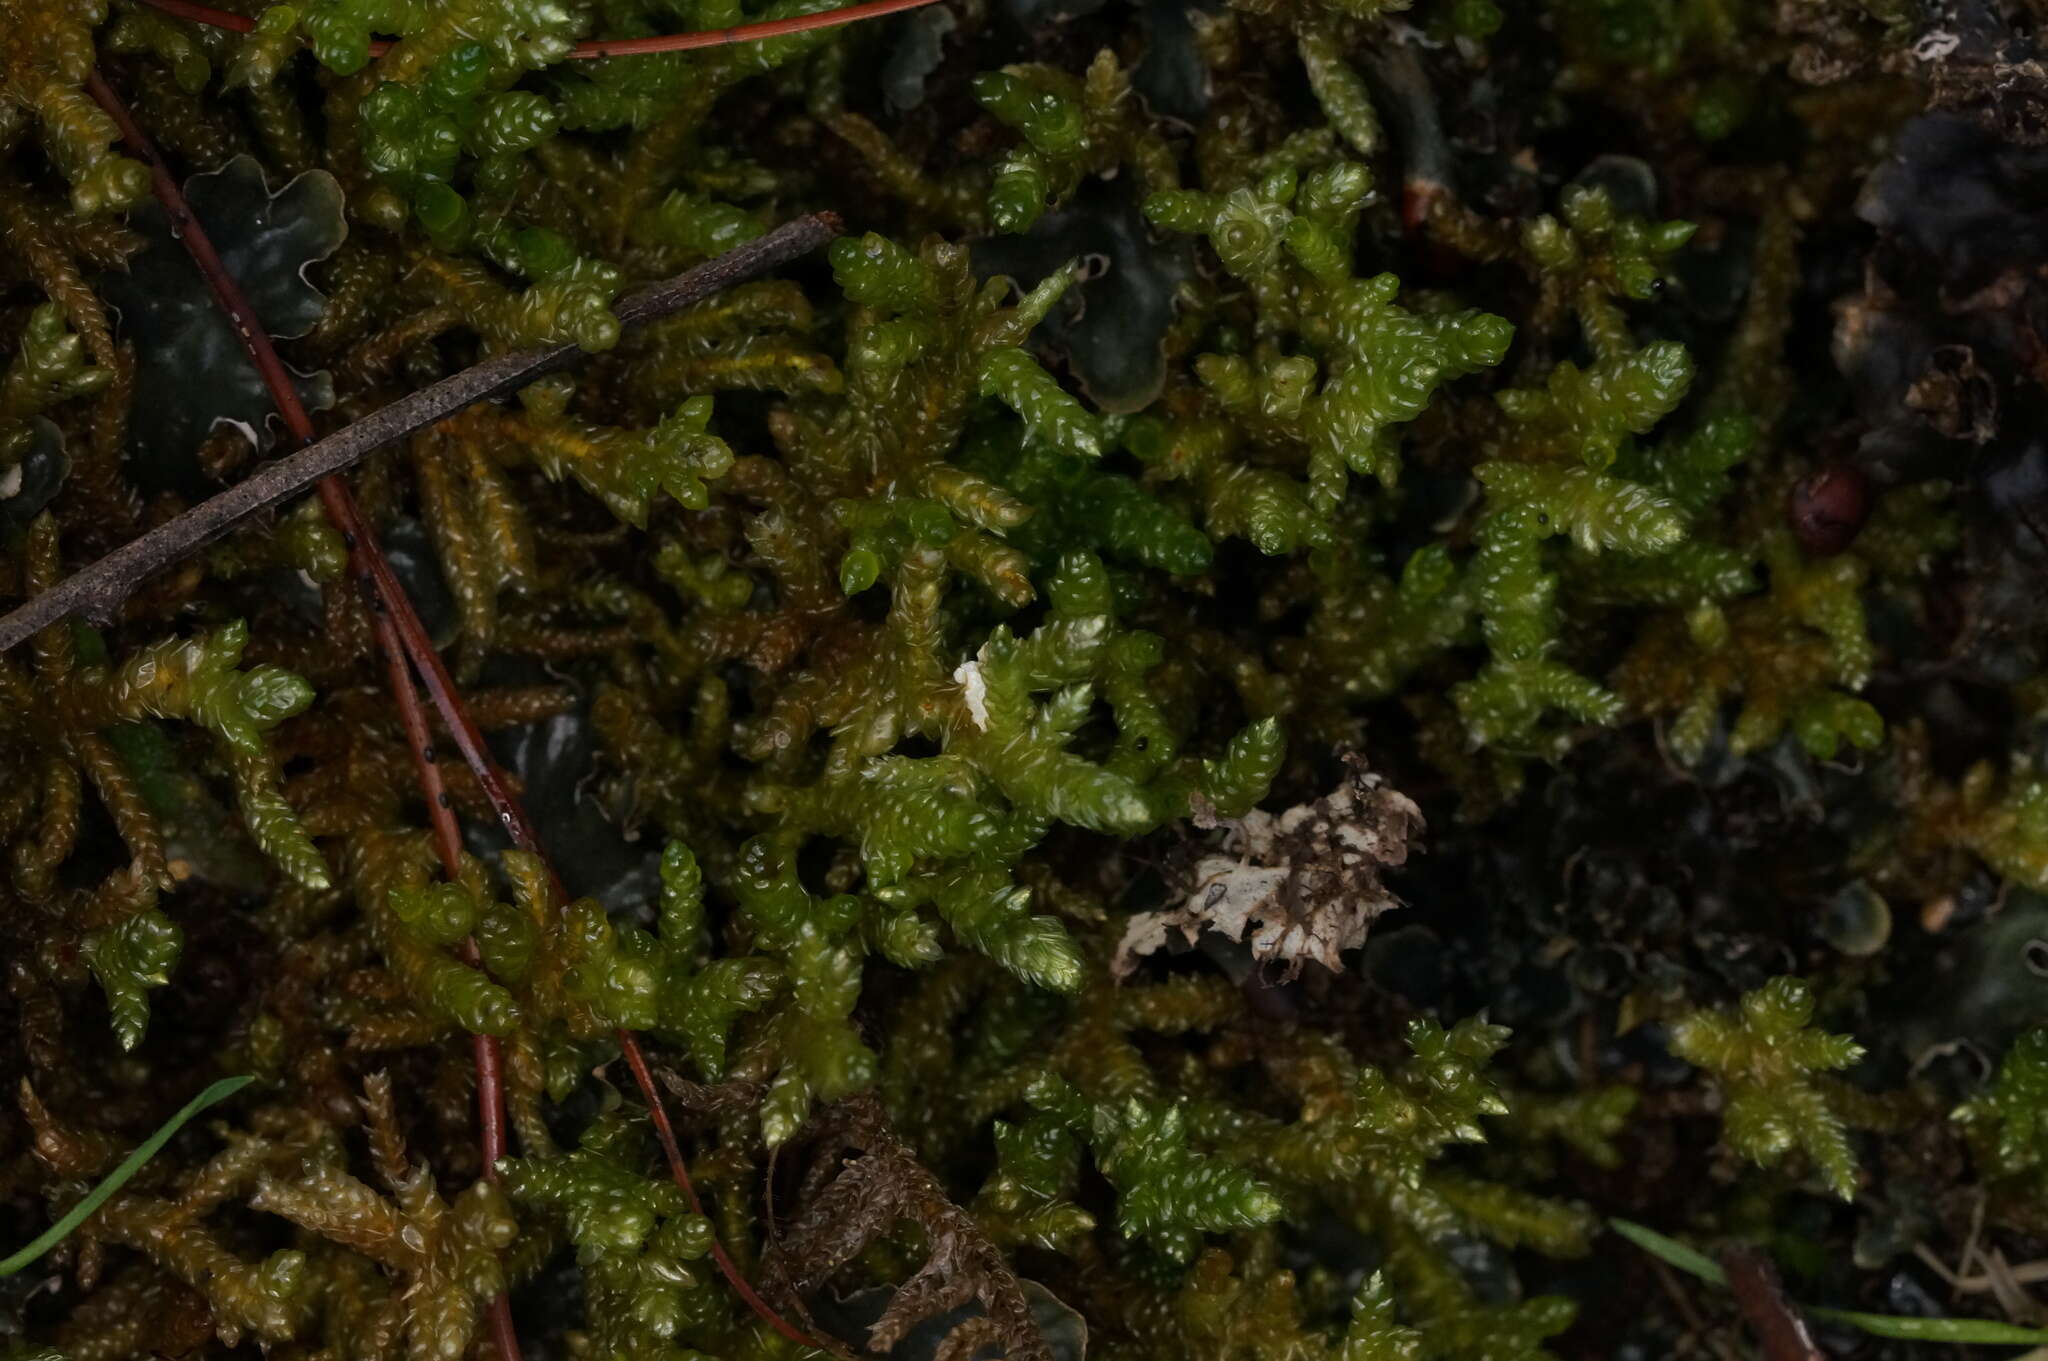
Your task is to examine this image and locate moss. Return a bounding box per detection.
[1670,977,1866,1200]
[1,0,2036,1358]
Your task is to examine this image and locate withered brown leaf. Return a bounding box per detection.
[1113,755,1423,982]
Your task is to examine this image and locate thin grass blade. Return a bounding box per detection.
[0,1075,254,1276]
[1610,1218,2048,1349]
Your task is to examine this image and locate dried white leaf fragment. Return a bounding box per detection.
[1113,755,1423,980]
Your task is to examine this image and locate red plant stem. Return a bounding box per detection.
[141,0,942,57]
[372,613,465,876]
[359,585,512,1290]
[83,65,530,1361]
[371,607,521,1361]
[86,62,832,1355]
[618,1034,826,1350]
[87,70,303,434]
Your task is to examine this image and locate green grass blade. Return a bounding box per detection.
[0,1074,253,1277]
[1805,1307,2048,1346]
[1610,1218,1727,1286]
[1610,1218,2048,1349]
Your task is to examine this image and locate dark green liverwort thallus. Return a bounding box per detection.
[6,0,2048,1357]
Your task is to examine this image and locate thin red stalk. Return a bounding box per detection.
[140,0,942,58]
[84,66,529,1361]
[372,614,465,876]
[372,607,522,1361]
[451,672,825,1349]
[87,62,831,1354]
[423,664,828,1348]
[365,605,509,1207]
[314,482,547,861]
[618,1036,827,1351]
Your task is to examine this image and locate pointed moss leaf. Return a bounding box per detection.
[2,304,107,482]
[1670,977,1865,1199]
[84,907,181,1050]
[1198,717,1285,819]
[1300,28,1381,158]
[1087,1098,1280,1257]
[1475,464,1686,555]
[1338,1273,1423,1361]
[979,348,1102,458]
[1956,1028,2048,1171]
[832,233,937,315]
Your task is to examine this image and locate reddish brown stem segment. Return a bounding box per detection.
[83,66,531,1361]
[1720,1246,1826,1361]
[140,0,943,57]
[618,1035,827,1350]
[372,606,521,1361]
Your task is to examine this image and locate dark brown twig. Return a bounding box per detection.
[0,211,841,653]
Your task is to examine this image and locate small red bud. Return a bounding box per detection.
[1789,462,1871,556]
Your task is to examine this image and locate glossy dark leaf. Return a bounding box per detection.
[975,180,1190,413]
[1133,0,1217,123]
[468,657,662,914]
[102,154,345,492]
[882,7,957,112]
[0,420,71,538]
